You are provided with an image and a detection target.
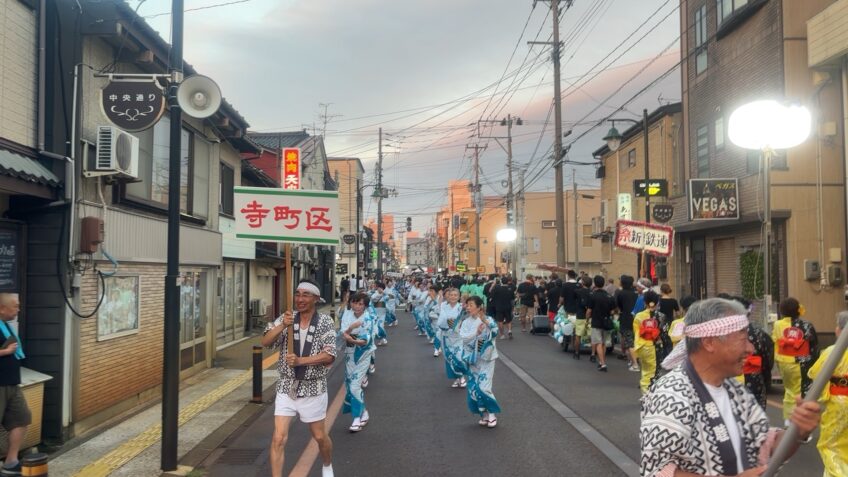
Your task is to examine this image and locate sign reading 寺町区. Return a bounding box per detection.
[614,219,674,256]
[689,178,739,220]
[234,187,339,245]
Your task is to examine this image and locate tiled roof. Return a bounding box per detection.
[0,148,61,187]
[247,131,310,150]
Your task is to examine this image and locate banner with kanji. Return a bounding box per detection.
[234,187,339,245]
[614,219,674,256]
[282,148,301,189]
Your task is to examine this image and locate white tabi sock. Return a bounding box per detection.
[322,464,334,477]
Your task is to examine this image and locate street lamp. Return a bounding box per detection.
[497,228,517,277]
[604,109,652,278]
[728,99,811,327]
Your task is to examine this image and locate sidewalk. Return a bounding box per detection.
[48,334,277,477]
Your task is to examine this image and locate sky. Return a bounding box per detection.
[133,0,682,234]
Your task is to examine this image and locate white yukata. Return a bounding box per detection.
[339,308,376,419]
[438,302,465,379]
[460,315,501,416]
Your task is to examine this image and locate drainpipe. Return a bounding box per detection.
[37,0,46,150]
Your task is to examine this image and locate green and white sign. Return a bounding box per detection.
[234,187,340,245]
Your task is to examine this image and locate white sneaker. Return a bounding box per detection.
[628,365,641,372]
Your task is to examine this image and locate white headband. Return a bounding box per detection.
[661,314,749,370]
[296,282,325,303]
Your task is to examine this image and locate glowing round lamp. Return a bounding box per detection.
[728,100,811,150]
[496,228,517,242]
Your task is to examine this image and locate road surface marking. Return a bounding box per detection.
[288,383,347,477]
[73,351,280,477]
[498,351,640,477]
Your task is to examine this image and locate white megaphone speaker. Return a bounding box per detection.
[177,75,222,119]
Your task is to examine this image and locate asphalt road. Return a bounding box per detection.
[200,310,824,476]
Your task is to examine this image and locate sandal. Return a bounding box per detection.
[349,422,363,432]
[360,412,369,426]
[478,418,488,426]
[487,417,498,428]
[460,378,467,388]
[451,379,461,388]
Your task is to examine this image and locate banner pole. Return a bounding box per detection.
[285,242,294,353]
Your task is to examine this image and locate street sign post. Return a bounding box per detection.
[634,179,668,198]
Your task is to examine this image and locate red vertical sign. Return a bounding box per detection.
[282,148,301,190]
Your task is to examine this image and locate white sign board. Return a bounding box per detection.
[617,193,632,220]
[234,187,339,245]
[614,219,674,256]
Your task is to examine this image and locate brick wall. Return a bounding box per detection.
[0,0,38,147]
[75,263,165,420]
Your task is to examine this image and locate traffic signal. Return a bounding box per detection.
[406,216,412,232]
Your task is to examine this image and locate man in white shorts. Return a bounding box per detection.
[261,279,337,477]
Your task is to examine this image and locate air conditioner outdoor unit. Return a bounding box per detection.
[91,126,139,179]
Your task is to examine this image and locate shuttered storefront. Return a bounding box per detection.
[713,238,738,296]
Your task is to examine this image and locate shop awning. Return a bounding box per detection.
[0,147,61,199]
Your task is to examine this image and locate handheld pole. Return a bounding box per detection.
[762,329,848,477]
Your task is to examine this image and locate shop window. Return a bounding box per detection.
[714,117,725,150]
[694,5,708,75]
[220,163,235,216]
[217,261,246,347]
[180,271,207,370]
[582,225,593,247]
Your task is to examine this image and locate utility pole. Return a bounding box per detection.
[506,115,517,279]
[376,127,383,281]
[573,169,579,274]
[466,144,485,270]
[518,166,526,275]
[641,108,651,279]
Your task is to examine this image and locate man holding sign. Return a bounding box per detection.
[261,280,337,477]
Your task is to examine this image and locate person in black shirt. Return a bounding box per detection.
[572,276,592,359]
[586,275,615,371]
[546,276,562,323]
[0,293,29,476]
[536,278,548,315]
[516,274,538,332]
[491,279,515,339]
[614,275,639,371]
[657,283,680,322]
[561,270,579,316]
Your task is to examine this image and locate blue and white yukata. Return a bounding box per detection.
[411,287,428,335]
[339,308,376,420]
[370,290,388,345]
[422,294,441,352]
[384,286,398,327]
[460,315,501,416]
[437,302,466,380]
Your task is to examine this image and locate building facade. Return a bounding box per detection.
[593,103,684,289]
[670,0,845,334]
[328,157,364,293]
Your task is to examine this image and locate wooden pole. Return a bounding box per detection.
[285,243,294,353]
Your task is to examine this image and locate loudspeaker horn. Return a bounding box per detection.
[177,75,222,119]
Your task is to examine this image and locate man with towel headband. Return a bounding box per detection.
[262,279,337,477]
[640,298,821,477]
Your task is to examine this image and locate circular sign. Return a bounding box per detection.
[652,204,674,223]
[100,80,166,132]
[343,234,356,245]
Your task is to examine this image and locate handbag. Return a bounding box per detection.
[601,315,615,331]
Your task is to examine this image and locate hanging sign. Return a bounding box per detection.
[100,80,166,132]
[335,263,348,274]
[689,178,739,220]
[282,148,301,190]
[343,234,356,245]
[234,187,339,245]
[617,193,632,220]
[614,219,674,256]
[652,204,674,223]
[634,179,668,197]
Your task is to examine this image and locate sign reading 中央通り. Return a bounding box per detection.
[234,187,339,245]
[689,178,739,220]
[614,219,674,256]
[282,148,301,190]
[100,80,166,132]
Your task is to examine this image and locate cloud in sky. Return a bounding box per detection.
[135,0,682,231]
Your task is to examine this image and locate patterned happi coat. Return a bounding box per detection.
[640,366,780,477]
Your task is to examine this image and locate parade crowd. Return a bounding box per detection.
[258,270,846,477]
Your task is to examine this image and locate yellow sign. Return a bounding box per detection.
[477,266,486,273]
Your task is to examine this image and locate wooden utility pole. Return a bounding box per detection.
[376,127,383,281]
[466,144,485,270]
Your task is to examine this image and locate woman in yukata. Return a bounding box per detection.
[437,287,466,387]
[460,295,500,428]
[339,292,377,432]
